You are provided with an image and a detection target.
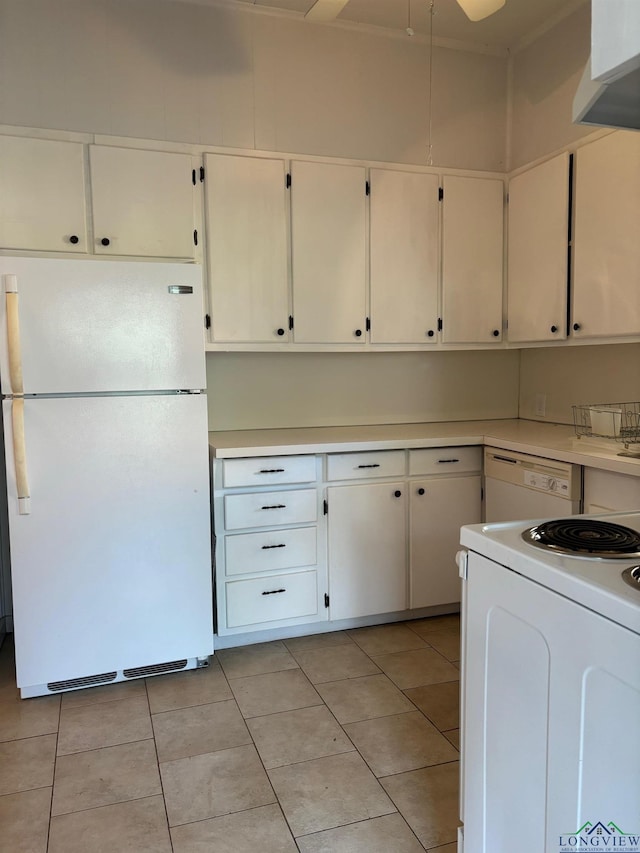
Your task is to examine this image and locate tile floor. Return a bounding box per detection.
[0,614,461,852]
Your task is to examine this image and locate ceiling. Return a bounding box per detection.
[227,0,587,50]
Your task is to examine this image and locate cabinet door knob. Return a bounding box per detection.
[394,490,402,498]
[573,322,581,331]
[101,237,110,246]
[492,329,500,337]
[69,235,79,245]
[354,329,362,337]
[550,325,558,333]
[427,330,434,338]
[276,328,285,336]
[417,487,425,495]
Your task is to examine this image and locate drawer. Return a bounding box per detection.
[224,527,317,577]
[225,570,318,628]
[327,450,406,481]
[222,455,316,488]
[409,446,481,476]
[224,489,317,530]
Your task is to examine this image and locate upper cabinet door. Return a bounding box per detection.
[89,146,195,258]
[369,169,439,344]
[204,154,289,343]
[572,132,640,338]
[442,176,504,344]
[291,161,367,344]
[507,153,570,343]
[0,136,87,253]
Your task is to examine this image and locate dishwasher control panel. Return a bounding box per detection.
[523,469,570,495]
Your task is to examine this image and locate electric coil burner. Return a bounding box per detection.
[522,518,640,558]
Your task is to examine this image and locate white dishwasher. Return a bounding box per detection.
[484,448,581,522]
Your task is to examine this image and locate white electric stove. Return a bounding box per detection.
[458,512,640,853]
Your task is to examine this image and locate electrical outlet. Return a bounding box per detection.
[535,394,546,418]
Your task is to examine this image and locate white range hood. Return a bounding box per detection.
[573,0,640,130]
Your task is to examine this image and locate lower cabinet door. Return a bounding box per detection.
[225,570,318,629]
[410,476,481,608]
[327,482,407,621]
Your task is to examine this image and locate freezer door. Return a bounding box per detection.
[0,257,205,394]
[3,395,213,689]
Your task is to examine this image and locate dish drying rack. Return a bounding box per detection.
[573,402,640,458]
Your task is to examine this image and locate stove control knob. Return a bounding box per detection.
[548,478,557,491]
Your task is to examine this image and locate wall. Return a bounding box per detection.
[206,350,520,430]
[0,0,507,170]
[519,343,640,425]
[509,3,592,170]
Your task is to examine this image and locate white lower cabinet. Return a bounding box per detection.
[583,468,640,513]
[327,481,407,621]
[410,475,481,609]
[213,455,327,636]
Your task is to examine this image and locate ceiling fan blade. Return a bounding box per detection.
[305,0,350,23]
[456,0,506,22]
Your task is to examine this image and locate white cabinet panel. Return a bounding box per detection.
[409,447,481,477]
[205,154,289,343]
[291,161,367,344]
[328,482,406,621]
[369,169,439,343]
[225,570,318,628]
[90,145,195,258]
[507,153,570,343]
[442,176,504,344]
[410,475,481,609]
[224,489,317,530]
[573,132,640,338]
[225,527,317,577]
[326,450,406,481]
[222,455,316,488]
[0,136,87,253]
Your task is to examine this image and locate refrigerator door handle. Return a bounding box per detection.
[11,399,31,515]
[4,275,24,395]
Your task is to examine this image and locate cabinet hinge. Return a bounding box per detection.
[506,191,509,203]
[481,485,484,501]
[365,180,370,196]
[324,593,330,608]
[193,229,198,246]
[437,317,443,332]
[438,186,444,201]
[192,169,196,186]
[323,499,328,516]
[199,166,205,182]
[204,314,211,330]
[288,315,294,330]
[286,172,292,189]
[365,317,371,332]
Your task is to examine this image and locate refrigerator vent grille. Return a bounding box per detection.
[123,659,188,678]
[47,671,117,692]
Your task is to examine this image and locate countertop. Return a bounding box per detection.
[208,418,640,477]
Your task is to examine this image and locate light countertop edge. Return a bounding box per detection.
[208,418,640,477]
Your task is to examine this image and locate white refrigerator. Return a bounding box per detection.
[0,257,213,698]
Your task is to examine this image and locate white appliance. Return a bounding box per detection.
[458,512,640,853]
[0,257,213,698]
[483,447,582,522]
[573,0,640,130]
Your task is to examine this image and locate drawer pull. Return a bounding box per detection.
[493,455,518,464]
[258,468,285,474]
[261,504,286,510]
[437,458,460,464]
[357,463,381,469]
[261,588,286,595]
[261,543,286,550]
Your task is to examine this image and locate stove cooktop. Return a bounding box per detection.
[522,518,640,559]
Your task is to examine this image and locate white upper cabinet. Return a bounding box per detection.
[369,169,439,344]
[572,132,640,338]
[507,153,570,343]
[291,161,367,344]
[204,154,289,343]
[0,136,87,253]
[442,175,504,344]
[89,145,195,258]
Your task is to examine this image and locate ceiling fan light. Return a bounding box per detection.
[456,0,506,22]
